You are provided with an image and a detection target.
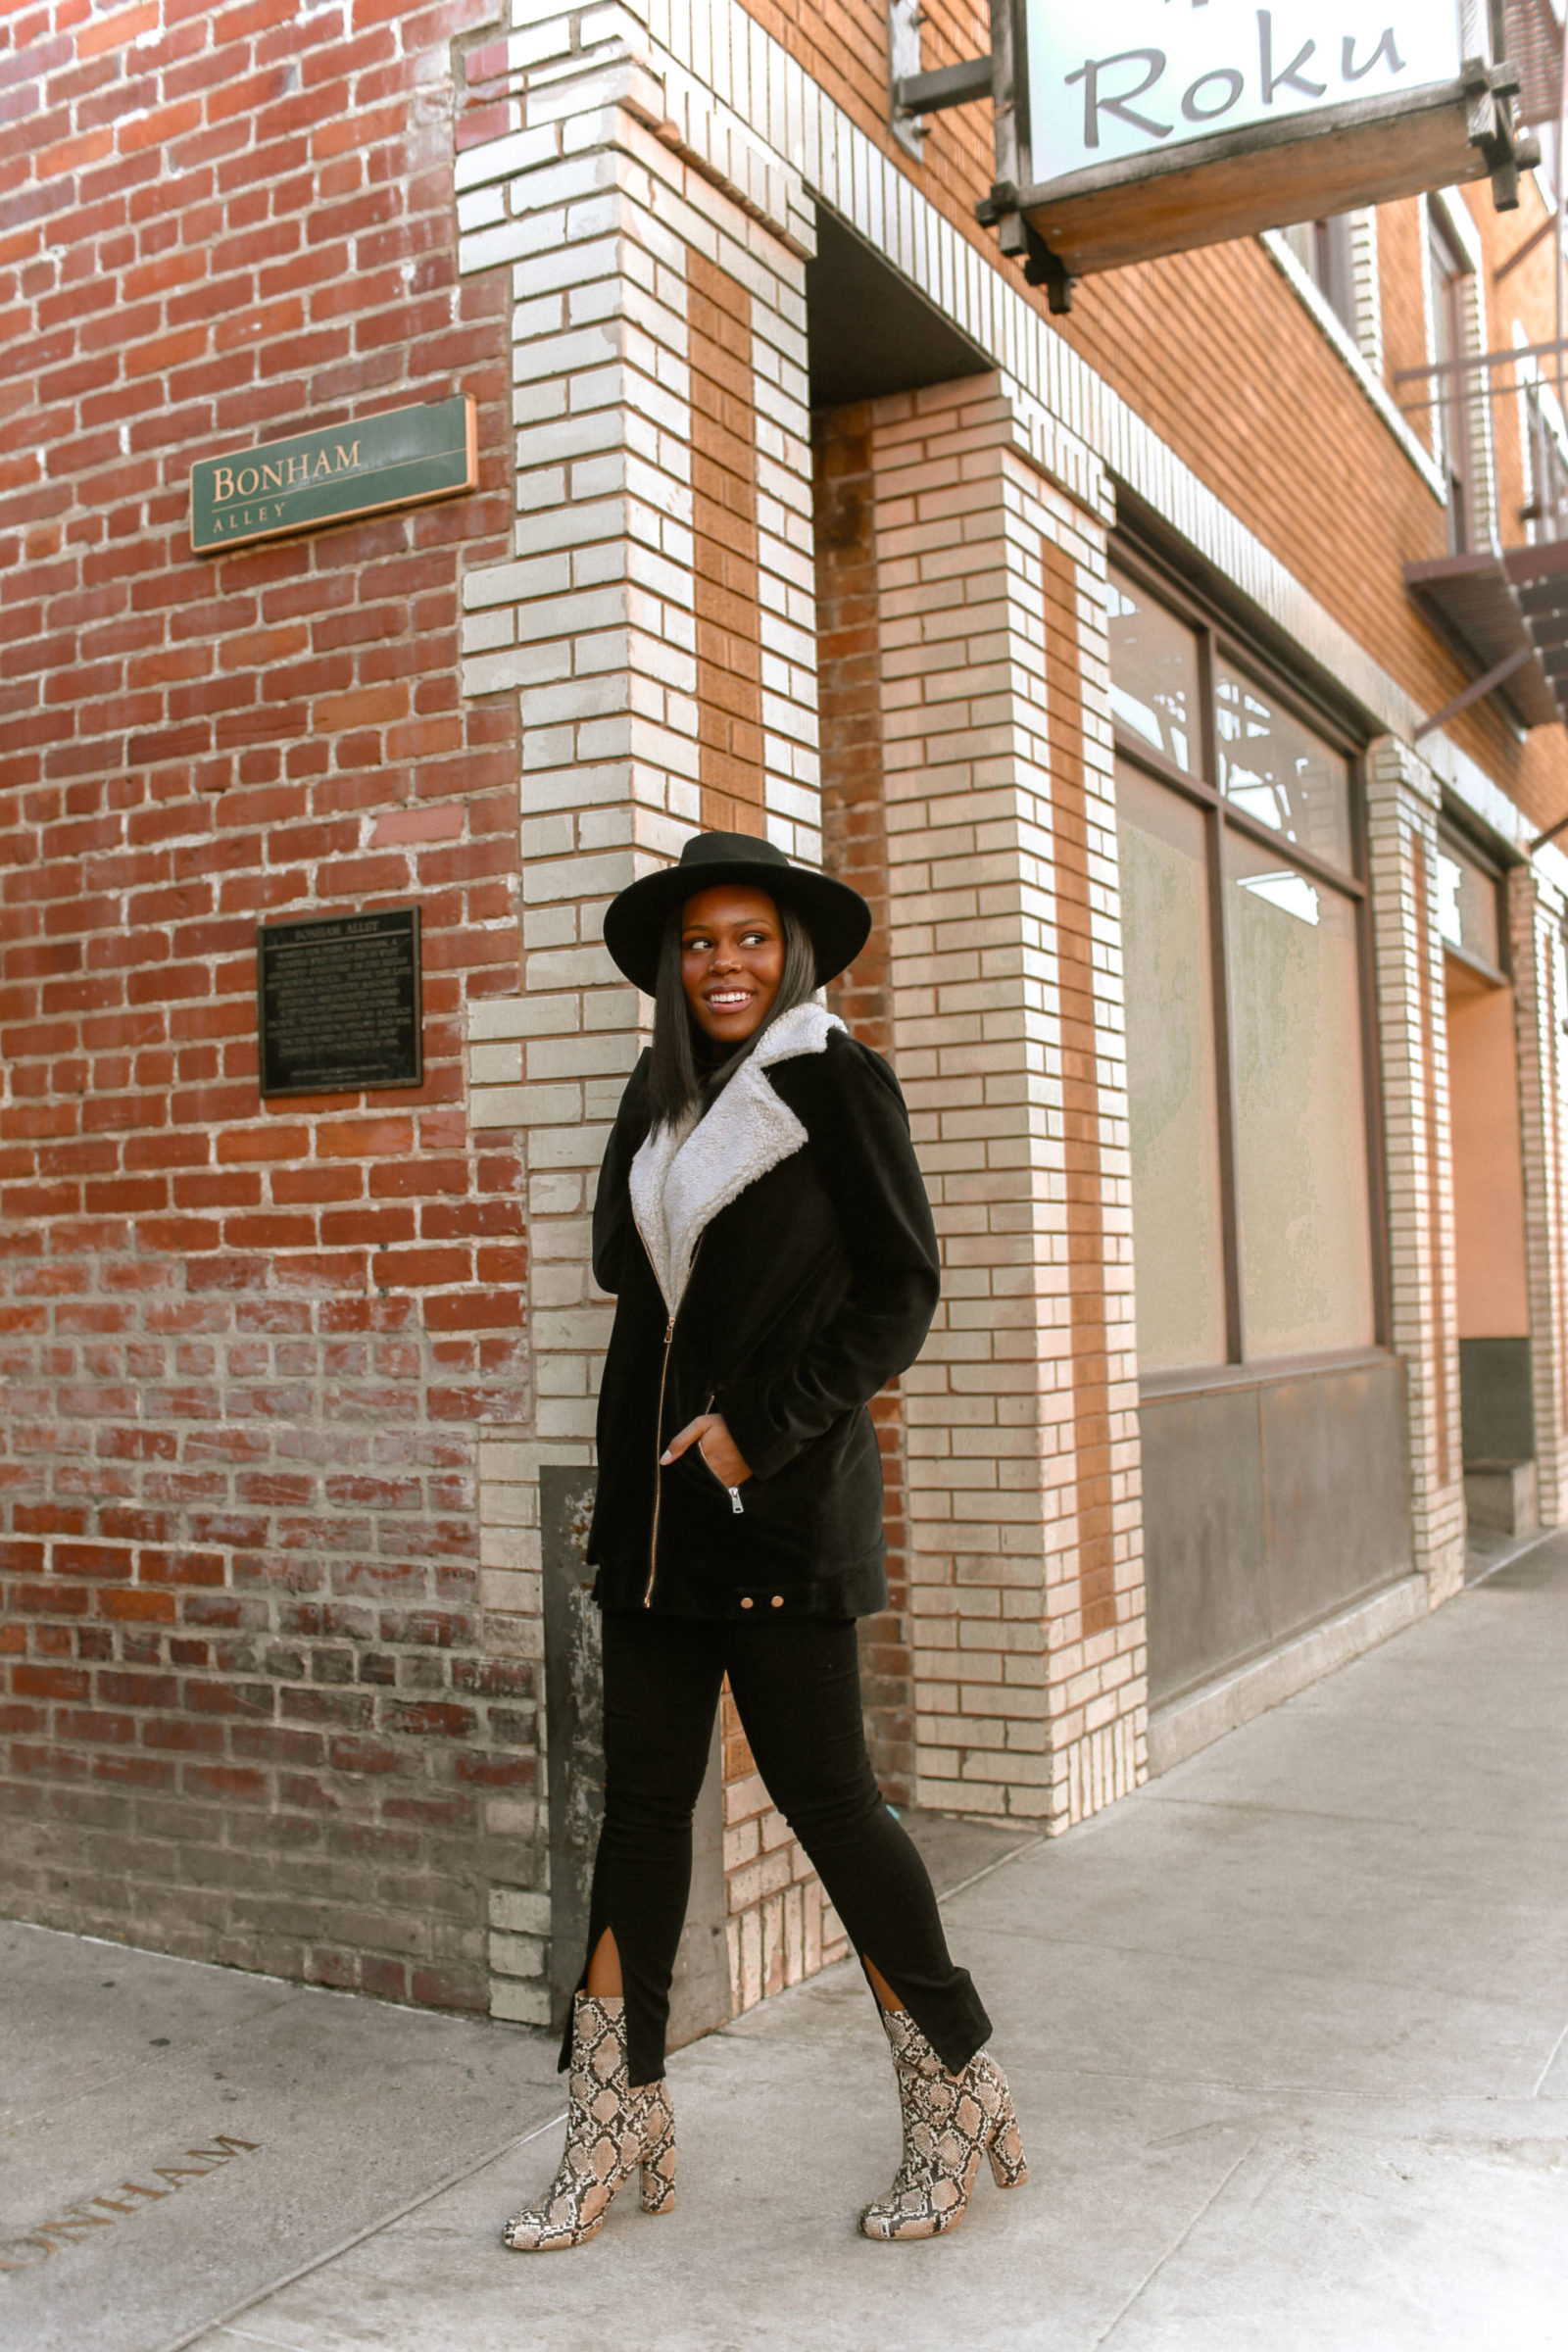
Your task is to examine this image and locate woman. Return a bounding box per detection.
[503,831,1026,2251]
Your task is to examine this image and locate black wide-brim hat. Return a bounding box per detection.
[602,832,871,997]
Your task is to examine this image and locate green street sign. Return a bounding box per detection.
[189,395,476,555]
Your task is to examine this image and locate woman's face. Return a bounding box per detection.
[680,884,785,1046]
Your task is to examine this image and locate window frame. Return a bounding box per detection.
[1109,543,1391,1396]
[1281,215,1356,339]
[1519,370,1568,545]
[1436,816,1511,990]
[1425,206,1475,553]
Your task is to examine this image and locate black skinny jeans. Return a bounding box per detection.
[571,1608,992,2087]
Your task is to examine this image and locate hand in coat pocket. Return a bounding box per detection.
[662,1413,753,1487]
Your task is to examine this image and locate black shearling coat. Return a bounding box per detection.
[586,1006,941,1619]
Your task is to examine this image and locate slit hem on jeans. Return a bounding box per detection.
[558,1926,670,2091]
[854,1948,991,2075]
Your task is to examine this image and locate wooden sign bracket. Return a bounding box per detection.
[886,2,1545,314]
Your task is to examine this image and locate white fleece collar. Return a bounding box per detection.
[629,1002,843,1313]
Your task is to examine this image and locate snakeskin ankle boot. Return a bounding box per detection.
[502,1992,676,2252]
[858,2006,1027,2241]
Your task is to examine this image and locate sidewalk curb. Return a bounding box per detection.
[1148,1573,1428,1775]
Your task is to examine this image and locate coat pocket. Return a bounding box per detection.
[731,1406,878,1537]
[678,1434,747,1516]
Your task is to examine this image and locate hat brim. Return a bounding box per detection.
[603,855,871,996]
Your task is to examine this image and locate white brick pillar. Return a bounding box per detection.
[1510,864,1568,1528]
[1364,738,1465,1602]
[867,377,1147,1833]
[448,4,827,2021]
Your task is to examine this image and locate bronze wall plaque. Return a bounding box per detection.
[258,908,422,1098]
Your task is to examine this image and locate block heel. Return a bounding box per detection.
[987,2085,1028,2189]
[858,2008,1029,2240]
[639,2082,678,2215]
[502,1993,678,2252]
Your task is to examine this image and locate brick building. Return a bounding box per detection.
[4,0,1568,2038]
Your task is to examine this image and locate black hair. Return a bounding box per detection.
[647,893,818,1132]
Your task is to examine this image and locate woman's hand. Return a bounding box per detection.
[662,1413,753,1487]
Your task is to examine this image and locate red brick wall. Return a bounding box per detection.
[812,404,912,1799]
[742,0,1568,832]
[0,0,532,2009]
[691,250,766,837]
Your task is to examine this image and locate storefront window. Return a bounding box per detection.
[1436,835,1502,972]
[1117,762,1228,1370]
[1216,662,1354,874]
[1107,572,1200,774]
[1110,562,1379,1374]
[1226,832,1376,1357]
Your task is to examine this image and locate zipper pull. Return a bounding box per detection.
[665,1314,674,1342]
[727,1487,744,1515]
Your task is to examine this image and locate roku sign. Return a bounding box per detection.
[1026,0,1464,175]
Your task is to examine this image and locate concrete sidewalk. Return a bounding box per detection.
[5,1538,1568,2352]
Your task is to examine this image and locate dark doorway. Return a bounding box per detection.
[806,207,990,409]
[807,206,988,1794]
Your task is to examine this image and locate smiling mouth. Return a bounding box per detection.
[705,990,754,1009]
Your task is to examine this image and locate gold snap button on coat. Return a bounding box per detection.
[770,1594,783,1608]
[740,1596,754,1609]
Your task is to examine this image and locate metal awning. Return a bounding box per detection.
[1403,549,1564,731]
[1504,539,1568,717]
